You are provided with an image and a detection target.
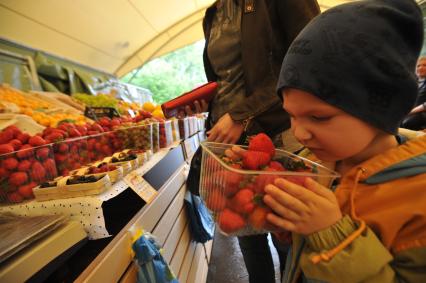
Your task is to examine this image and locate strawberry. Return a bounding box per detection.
[9,139,22,150]
[18,182,36,198]
[43,158,57,177]
[54,153,68,163]
[7,192,23,203]
[214,164,244,196]
[45,132,64,142]
[75,125,88,136]
[16,144,34,159]
[90,123,104,133]
[68,128,82,138]
[243,151,271,170]
[205,190,227,212]
[253,168,279,194]
[95,142,102,152]
[36,147,50,160]
[57,143,69,153]
[218,208,246,234]
[4,125,21,137]
[28,136,46,147]
[230,188,255,214]
[248,206,273,231]
[0,167,10,178]
[9,172,28,186]
[0,130,14,144]
[16,133,30,144]
[3,157,18,170]
[110,118,121,127]
[30,161,46,182]
[248,133,275,158]
[0,144,15,155]
[269,161,285,171]
[98,117,111,127]
[17,160,32,172]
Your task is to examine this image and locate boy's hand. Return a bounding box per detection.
[263,178,342,235]
[207,113,244,144]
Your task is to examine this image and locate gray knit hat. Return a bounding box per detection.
[277,0,424,134]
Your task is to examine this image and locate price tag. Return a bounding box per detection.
[124,171,158,203]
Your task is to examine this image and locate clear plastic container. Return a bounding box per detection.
[159,120,173,148]
[53,136,90,176]
[0,143,57,203]
[115,123,153,152]
[151,122,160,152]
[170,118,181,142]
[199,142,340,236]
[178,118,189,139]
[86,132,114,163]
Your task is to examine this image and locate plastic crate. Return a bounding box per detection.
[199,142,340,236]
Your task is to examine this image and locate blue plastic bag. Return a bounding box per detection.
[132,233,178,283]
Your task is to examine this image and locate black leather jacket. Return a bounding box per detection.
[203,0,320,136]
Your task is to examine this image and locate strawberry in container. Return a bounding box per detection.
[199,133,340,236]
[87,132,114,163]
[0,130,57,203]
[159,120,172,148]
[115,125,134,150]
[150,121,160,152]
[133,122,153,152]
[53,137,90,176]
[178,118,189,139]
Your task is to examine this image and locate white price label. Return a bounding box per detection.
[124,171,158,204]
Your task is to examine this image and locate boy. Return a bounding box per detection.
[264,0,426,282]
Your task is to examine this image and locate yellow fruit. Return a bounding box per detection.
[143,102,156,112]
[152,109,164,119]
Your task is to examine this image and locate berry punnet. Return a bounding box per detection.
[200,133,321,235]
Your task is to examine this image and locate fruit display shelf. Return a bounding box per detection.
[0,142,181,240]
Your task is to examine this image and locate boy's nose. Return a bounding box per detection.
[292,122,312,144]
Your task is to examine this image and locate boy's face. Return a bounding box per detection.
[282,88,379,162]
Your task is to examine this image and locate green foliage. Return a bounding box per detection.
[121,40,207,104]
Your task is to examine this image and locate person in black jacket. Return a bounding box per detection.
[202,1,320,282]
[401,56,426,130]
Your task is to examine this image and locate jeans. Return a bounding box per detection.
[238,233,290,283]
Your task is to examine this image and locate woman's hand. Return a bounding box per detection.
[207,113,244,144]
[263,178,342,235]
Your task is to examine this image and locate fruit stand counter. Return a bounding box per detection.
[0,147,175,240]
[75,133,213,283]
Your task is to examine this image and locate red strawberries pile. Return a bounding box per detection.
[202,133,311,234]
[0,125,57,203]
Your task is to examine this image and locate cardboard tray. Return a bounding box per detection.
[33,174,111,201]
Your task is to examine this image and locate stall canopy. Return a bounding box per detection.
[0,0,367,77]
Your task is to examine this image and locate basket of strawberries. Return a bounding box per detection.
[199,133,340,236]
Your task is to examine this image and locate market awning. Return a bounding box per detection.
[0,0,363,77]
